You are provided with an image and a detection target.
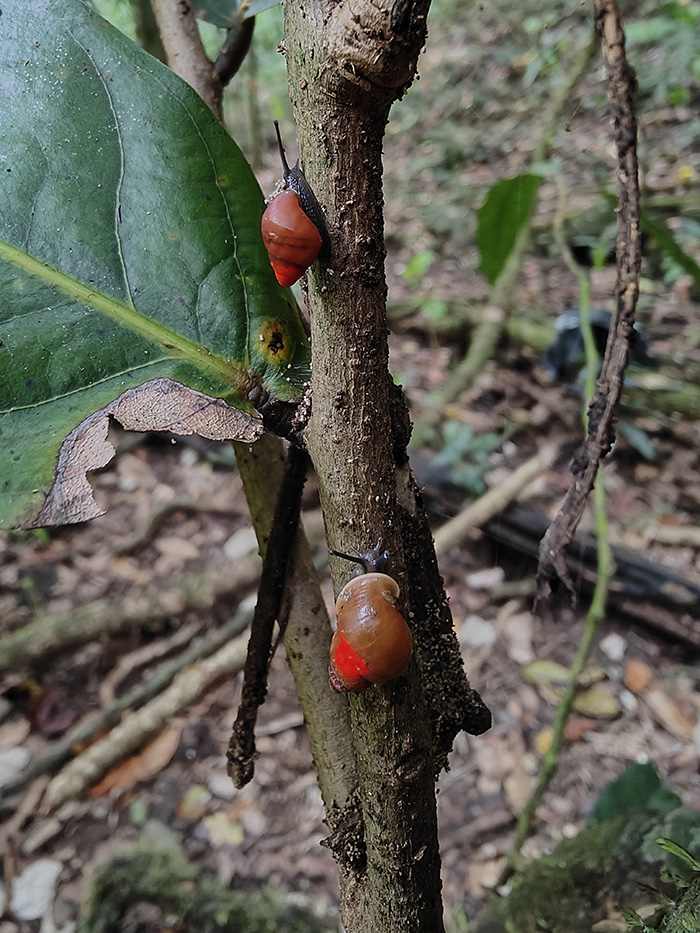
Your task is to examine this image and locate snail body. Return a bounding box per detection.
[328,544,412,693]
[261,121,330,287]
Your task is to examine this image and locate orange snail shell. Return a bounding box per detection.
[329,573,413,693]
[261,190,323,287]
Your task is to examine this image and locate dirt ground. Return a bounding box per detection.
[2,1,700,930]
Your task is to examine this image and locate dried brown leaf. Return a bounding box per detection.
[643,685,696,740]
[623,658,653,693]
[89,724,181,797]
[30,379,263,528]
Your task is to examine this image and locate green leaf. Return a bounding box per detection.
[476,174,541,285]
[193,0,280,28]
[618,420,657,461]
[0,0,310,529]
[655,839,700,874]
[590,764,681,824]
[640,206,700,292]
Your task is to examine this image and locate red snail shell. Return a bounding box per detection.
[261,191,323,287]
[328,554,413,693]
[261,121,330,287]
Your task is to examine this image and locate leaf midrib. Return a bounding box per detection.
[0,236,248,393]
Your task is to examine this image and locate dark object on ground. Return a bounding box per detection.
[484,504,700,647]
[543,308,655,383]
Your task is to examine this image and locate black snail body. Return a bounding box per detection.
[260,121,330,287]
[328,542,413,693]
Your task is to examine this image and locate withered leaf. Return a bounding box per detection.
[28,379,263,528]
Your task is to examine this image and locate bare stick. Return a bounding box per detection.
[227,445,308,788]
[150,0,222,118]
[0,557,259,673]
[537,0,641,602]
[43,627,250,811]
[0,606,254,801]
[433,445,557,557]
[114,498,242,556]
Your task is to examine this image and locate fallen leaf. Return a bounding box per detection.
[154,537,202,560]
[459,615,496,648]
[10,858,62,921]
[503,762,535,815]
[90,725,181,797]
[203,811,245,847]
[572,686,621,719]
[176,785,212,821]
[535,728,552,754]
[523,660,572,686]
[643,685,696,741]
[0,746,31,788]
[501,611,534,665]
[563,718,598,742]
[465,567,505,590]
[623,658,653,693]
[599,632,627,662]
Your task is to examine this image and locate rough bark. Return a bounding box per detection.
[151,0,222,117]
[282,2,489,929]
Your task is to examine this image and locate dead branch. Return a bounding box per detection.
[43,628,249,811]
[487,504,700,648]
[99,619,203,706]
[113,498,242,556]
[433,445,557,557]
[150,0,221,117]
[0,605,255,801]
[537,0,642,602]
[0,556,260,673]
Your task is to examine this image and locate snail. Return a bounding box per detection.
[328,542,413,693]
[261,121,330,287]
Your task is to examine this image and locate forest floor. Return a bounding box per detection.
[2,1,700,930]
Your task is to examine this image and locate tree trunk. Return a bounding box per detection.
[282,2,490,929]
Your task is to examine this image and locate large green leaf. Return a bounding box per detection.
[476,174,542,285]
[0,0,310,529]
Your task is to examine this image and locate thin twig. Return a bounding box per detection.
[0,605,254,802]
[226,445,309,789]
[537,0,641,602]
[150,0,222,118]
[114,498,242,556]
[433,444,557,557]
[0,557,260,673]
[43,624,251,811]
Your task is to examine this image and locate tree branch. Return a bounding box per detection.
[284,1,489,929]
[537,0,641,601]
[150,0,222,118]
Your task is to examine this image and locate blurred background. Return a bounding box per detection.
[1,0,699,929]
